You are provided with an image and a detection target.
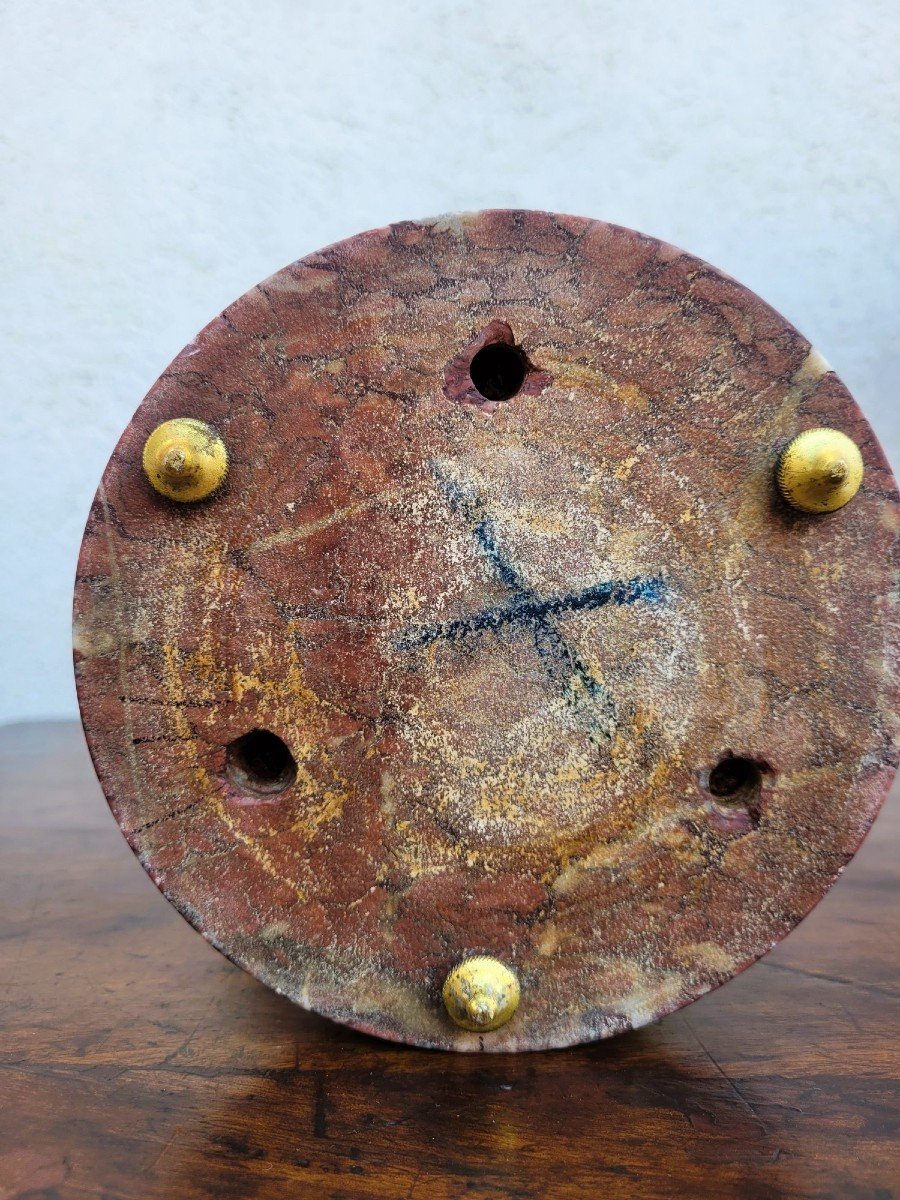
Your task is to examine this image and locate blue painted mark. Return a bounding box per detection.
[393,574,668,652]
[439,475,528,594]
[395,465,669,741]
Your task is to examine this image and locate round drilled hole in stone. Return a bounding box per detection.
[225,729,296,796]
[707,755,764,810]
[469,340,528,402]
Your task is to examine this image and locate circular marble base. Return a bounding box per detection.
[74,211,899,1050]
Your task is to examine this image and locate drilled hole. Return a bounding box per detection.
[469,341,528,402]
[225,729,296,796]
[707,756,763,809]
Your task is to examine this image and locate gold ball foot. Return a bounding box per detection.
[776,427,863,514]
[442,956,520,1032]
[142,418,228,502]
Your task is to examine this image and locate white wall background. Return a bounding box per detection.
[1,0,898,724]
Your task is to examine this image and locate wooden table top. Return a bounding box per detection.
[0,720,896,1199]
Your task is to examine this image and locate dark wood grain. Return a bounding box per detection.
[0,720,897,1199]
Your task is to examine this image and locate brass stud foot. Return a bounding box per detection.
[776,427,863,514]
[142,418,228,502]
[442,956,520,1032]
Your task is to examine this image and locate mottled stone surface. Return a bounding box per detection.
[74,210,900,1051]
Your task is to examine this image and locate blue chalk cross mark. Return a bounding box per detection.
[394,466,668,741]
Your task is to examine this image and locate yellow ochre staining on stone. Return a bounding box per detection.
[776,427,864,514]
[442,956,520,1032]
[142,418,228,502]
